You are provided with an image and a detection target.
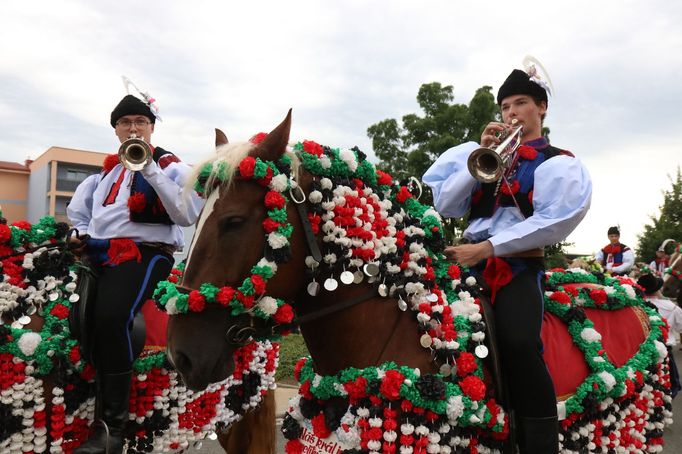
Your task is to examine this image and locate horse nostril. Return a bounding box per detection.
[172,350,193,376]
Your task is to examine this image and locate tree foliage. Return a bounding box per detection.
[367,82,498,182]
[636,167,682,261]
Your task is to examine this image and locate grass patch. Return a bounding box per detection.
[276,333,309,383]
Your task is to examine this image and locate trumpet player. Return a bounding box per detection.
[423,65,592,453]
[67,89,204,454]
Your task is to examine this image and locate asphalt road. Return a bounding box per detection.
[189,348,682,453]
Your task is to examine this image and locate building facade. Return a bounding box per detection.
[26,147,106,225]
[0,160,31,223]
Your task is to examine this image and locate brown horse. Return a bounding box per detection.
[164,112,672,453]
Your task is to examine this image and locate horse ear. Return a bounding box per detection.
[215,128,229,148]
[251,109,292,161]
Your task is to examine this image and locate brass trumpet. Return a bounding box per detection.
[467,120,524,183]
[118,134,152,171]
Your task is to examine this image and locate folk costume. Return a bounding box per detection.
[68,90,203,454]
[595,226,635,275]
[649,254,670,276]
[423,67,592,453]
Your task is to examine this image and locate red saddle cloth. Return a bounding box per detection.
[541,294,648,399]
[141,299,169,349]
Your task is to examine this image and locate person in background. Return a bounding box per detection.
[637,273,681,397]
[68,88,203,454]
[649,248,670,277]
[595,226,634,275]
[423,64,592,453]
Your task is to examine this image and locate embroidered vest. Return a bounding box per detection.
[469,142,573,221]
[601,243,630,267]
[102,146,181,225]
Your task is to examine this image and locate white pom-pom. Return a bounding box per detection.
[18,332,42,356]
[257,297,278,315]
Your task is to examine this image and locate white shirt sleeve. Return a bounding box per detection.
[488,155,593,256]
[595,249,605,265]
[422,142,479,218]
[141,159,204,226]
[66,173,100,233]
[611,249,635,274]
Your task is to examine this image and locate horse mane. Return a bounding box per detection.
[186,141,301,197]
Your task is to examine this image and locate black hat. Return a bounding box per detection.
[607,226,620,235]
[497,69,549,105]
[110,95,156,127]
[637,273,663,295]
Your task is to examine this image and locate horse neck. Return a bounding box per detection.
[295,285,438,377]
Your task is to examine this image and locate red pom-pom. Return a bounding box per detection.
[396,186,413,204]
[50,304,70,320]
[302,140,324,157]
[0,224,10,244]
[238,156,257,178]
[311,414,332,439]
[376,170,393,186]
[460,375,486,401]
[216,287,235,306]
[68,346,81,364]
[344,376,368,402]
[127,192,147,213]
[456,352,478,377]
[250,274,266,294]
[285,439,304,454]
[500,179,520,196]
[262,218,281,233]
[273,303,294,324]
[550,291,572,305]
[448,265,461,280]
[103,154,119,173]
[589,288,608,305]
[379,370,405,400]
[11,220,31,231]
[517,145,538,160]
[188,290,206,312]
[249,132,268,144]
[264,191,286,209]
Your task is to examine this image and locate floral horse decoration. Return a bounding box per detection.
[156,111,674,453]
[0,214,278,450]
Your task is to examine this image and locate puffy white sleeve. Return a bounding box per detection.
[422,142,479,218]
[489,155,593,256]
[67,173,100,233]
[141,159,205,226]
[611,249,635,274]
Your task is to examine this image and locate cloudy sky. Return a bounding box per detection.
[1,0,680,256]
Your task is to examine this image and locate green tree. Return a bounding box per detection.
[636,167,682,261]
[367,82,498,182]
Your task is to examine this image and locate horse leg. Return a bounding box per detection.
[217,390,277,454]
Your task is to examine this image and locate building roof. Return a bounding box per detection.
[0,160,30,173]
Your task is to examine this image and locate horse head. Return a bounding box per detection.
[165,111,310,391]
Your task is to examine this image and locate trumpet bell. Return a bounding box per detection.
[467,124,524,183]
[118,136,152,171]
[467,147,505,183]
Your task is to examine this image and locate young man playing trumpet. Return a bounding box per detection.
[423,65,592,453]
[68,89,204,453]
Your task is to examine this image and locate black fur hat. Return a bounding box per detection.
[637,273,663,295]
[110,95,156,127]
[497,69,548,105]
[607,226,620,236]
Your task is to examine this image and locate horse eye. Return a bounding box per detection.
[220,216,246,231]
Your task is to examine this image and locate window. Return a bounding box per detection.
[66,169,89,182]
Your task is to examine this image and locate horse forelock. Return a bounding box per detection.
[186,141,301,198]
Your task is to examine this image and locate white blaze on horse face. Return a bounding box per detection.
[184,189,220,274]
